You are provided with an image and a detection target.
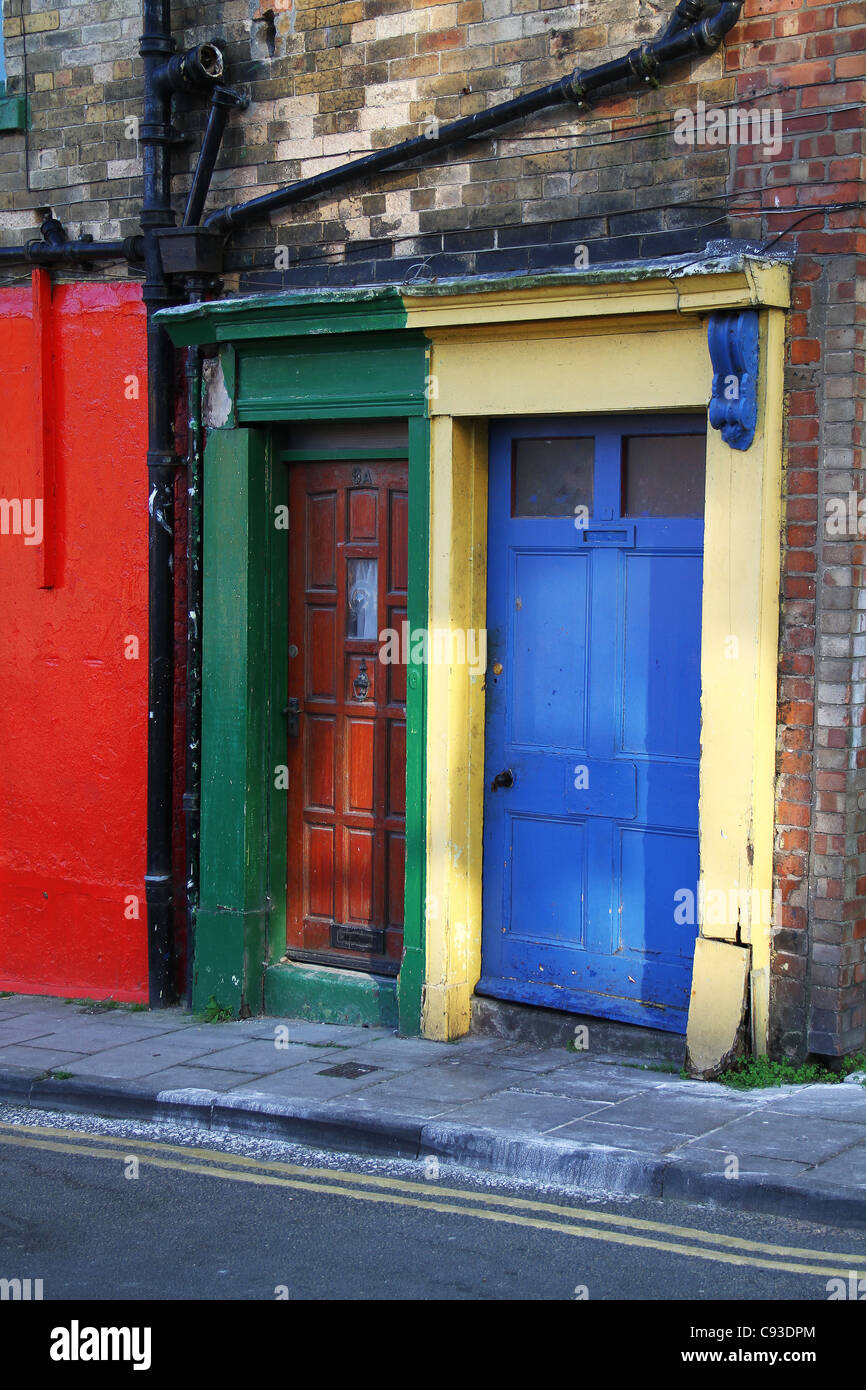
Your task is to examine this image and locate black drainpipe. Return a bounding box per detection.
[140,0,179,1008]
[140,1,224,1006]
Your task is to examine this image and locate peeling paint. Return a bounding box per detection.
[202,356,232,429]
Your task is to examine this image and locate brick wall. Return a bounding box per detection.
[1,0,737,272]
[721,1,865,1060]
[0,0,864,1056]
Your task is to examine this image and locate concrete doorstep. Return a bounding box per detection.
[1,994,865,1229]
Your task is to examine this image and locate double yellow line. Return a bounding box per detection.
[1,1119,863,1280]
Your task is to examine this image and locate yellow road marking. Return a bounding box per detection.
[1,1119,861,1264]
[1,1124,863,1280]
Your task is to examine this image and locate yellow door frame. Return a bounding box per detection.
[404,262,789,1071]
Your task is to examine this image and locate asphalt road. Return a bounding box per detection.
[1,1103,863,1309]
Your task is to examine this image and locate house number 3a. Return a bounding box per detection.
[352,467,374,485]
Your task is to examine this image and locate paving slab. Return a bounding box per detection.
[426,1035,517,1057]
[335,1033,452,1067]
[473,1046,582,1075]
[549,1118,693,1155]
[240,1021,387,1047]
[61,1039,220,1080]
[147,1065,277,1091]
[0,1044,88,1071]
[225,1059,402,1102]
[685,1111,866,1165]
[437,1089,612,1135]
[188,1041,341,1074]
[0,997,79,1016]
[511,1067,660,1102]
[77,1011,196,1034]
[25,1022,175,1050]
[358,1060,527,1105]
[547,1059,691,1089]
[758,1085,866,1124]
[797,1142,866,1188]
[588,1091,759,1138]
[0,1017,65,1046]
[317,1089,455,1121]
[661,1151,813,1185]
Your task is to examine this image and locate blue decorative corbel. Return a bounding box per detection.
[707,309,759,451]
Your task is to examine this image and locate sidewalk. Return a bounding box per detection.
[1,992,865,1228]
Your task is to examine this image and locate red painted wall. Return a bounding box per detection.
[0,280,149,1000]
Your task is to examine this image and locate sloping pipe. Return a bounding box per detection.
[183,87,249,227]
[205,0,743,235]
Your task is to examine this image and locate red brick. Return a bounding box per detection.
[836,54,866,78]
[779,702,815,727]
[785,551,817,573]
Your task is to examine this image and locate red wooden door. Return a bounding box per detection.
[286,459,408,974]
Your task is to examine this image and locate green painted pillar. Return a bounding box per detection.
[194,425,271,1015]
[396,414,430,1036]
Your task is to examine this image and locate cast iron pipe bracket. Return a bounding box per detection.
[629,45,662,84]
[563,72,590,107]
[211,85,250,113]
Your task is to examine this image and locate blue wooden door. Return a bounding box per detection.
[479,416,706,1032]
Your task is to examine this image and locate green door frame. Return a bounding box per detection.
[170,304,430,1032]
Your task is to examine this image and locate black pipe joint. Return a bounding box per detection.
[210,85,249,112]
[139,32,174,61]
[39,214,67,247]
[563,72,588,106]
[628,44,662,83]
[656,0,706,44]
[147,448,182,472]
[699,2,745,49]
[154,43,225,96]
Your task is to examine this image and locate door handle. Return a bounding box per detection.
[491,768,514,791]
[283,697,301,737]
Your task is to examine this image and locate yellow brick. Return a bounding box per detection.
[34,73,54,91]
[3,17,23,38]
[23,11,60,34]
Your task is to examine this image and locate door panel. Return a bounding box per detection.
[286,458,408,974]
[480,417,705,1032]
